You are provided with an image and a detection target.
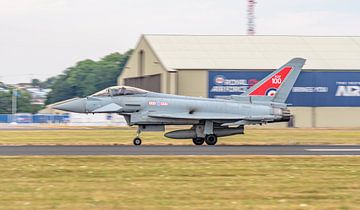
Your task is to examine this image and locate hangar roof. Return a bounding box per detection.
[144,35,360,70]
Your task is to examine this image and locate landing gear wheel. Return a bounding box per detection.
[192,137,205,145]
[133,137,142,146]
[205,134,217,145]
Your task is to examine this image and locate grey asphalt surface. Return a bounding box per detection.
[0,145,360,156]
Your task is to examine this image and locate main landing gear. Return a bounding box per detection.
[133,124,218,146]
[192,134,218,146]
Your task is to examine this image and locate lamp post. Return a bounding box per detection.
[11,89,17,123]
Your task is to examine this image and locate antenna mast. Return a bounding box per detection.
[247,0,256,35]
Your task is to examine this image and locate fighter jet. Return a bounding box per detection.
[54,58,306,146]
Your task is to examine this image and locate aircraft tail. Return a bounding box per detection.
[242,58,306,103]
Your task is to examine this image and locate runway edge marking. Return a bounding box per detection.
[305,149,360,152]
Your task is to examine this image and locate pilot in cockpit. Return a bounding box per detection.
[119,87,126,95]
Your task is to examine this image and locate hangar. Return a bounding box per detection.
[118,35,360,128]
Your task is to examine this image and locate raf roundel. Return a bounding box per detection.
[266,88,277,97]
[214,75,225,85]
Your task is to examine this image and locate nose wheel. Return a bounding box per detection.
[133,137,142,146]
[133,127,142,146]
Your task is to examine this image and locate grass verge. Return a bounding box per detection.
[0,156,359,210]
[0,127,359,145]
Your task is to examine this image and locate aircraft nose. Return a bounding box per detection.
[53,98,87,113]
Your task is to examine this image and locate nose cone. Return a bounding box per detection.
[53,98,87,113]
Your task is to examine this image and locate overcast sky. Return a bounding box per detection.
[1,0,359,83]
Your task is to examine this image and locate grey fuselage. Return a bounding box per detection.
[84,92,282,126]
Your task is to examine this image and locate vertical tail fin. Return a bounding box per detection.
[242,58,306,103]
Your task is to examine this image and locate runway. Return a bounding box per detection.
[0,145,360,156]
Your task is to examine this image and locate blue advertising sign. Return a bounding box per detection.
[208,71,360,107]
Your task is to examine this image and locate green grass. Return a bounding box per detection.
[0,156,359,210]
[0,127,359,145]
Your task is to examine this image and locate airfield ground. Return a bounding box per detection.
[0,127,359,209]
[0,156,359,210]
[0,127,359,145]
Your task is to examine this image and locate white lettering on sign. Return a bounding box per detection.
[210,86,248,93]
[336,81,360,85]
[336,86,360,96]
[292,87,328,93]
[223,79,248,86]
[213,75,248,86]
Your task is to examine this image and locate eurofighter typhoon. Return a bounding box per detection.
[54,58,306,145]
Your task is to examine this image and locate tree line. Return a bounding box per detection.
[45,50,132,104]
[0,50,132,113]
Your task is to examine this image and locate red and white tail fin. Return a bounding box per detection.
[242,58,305,102]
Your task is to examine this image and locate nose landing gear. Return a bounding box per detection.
[133,137,142,146]
[133,127,142,146]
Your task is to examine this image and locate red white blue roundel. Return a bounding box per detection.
[266,88,277,96]
[214,75,225,85]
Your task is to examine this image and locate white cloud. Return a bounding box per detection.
[257,10,360,35]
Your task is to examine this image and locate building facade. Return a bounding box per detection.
[118,35,360,127]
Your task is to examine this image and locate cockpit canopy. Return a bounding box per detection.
[91,86,149,97]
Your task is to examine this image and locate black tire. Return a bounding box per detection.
[192,137,205,145]
[133,137,142,146]
[205,134,217,145]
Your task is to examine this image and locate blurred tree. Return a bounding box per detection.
[16,90,43,113]
[0,90,43,114]
[0,92,11,113]
[31,79,41,87]
[39,76,57,89]
[46,50,132,104]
